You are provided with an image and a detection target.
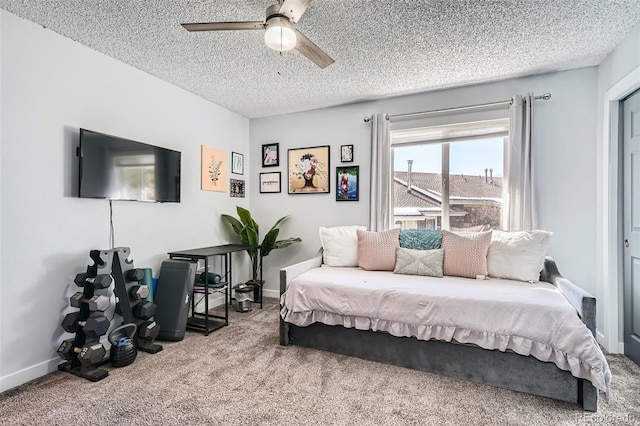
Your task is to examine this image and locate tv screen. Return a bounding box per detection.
[78,129,181,203]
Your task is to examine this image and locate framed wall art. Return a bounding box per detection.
[340,144,354,162]
[288,145,330,194]
[336,166,359,201]
[262,143,279,167]
[201,145,227,192]
[259,172,281,193]
[231,152,244,175]
[230,179,245,197]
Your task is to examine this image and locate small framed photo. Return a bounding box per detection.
[336,166,359,201]
[262,143,279,167]
[260,172,281,193]
[340,144,354,163]
[230,179,245,197]
[231,152,244,175]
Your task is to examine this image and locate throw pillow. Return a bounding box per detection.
[319,225,367,267]
[399,229,442,250]
[441,230,492,279]
[487,230,553,282]
[357,228,401,271]
[394,247,444,277]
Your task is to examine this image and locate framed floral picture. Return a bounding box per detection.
[262,143,279,167]
[260,172,281,193]
[231,152,244,175]
[340,144,354,162]
[201,145,226,192]
[336,166,359,201]
[288,145,330,194]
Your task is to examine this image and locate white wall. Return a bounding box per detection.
[0,10,251,391]
[250,68,600,303]
[595,22,640,350]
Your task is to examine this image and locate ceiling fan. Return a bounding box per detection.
[181,0,334,69]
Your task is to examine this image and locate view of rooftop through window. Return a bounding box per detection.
[393,138,504,231]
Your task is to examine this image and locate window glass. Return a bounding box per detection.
[392,138,503,231]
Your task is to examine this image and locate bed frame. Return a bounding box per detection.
[279,250,599,411]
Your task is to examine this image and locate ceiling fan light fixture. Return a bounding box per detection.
[264,16,296,52]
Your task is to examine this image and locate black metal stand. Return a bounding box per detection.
[168,244,261,336]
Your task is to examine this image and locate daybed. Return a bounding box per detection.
[279,229,611,412]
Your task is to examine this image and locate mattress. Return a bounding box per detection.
[280,265,611,396]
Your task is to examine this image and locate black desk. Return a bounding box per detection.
[167,244,260,336]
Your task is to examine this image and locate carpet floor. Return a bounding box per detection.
[1,299,639,426]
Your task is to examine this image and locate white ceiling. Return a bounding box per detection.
[2,1,640,118]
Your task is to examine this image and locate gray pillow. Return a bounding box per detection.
[399,230,442,250]
[393,247,444,277]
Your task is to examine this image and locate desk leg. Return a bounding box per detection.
[225,253,230,325]
[204,257,210,336]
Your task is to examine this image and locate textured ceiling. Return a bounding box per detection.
[2,1,640,118]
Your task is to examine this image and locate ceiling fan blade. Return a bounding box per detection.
[278,0,312,23]
[181,21,265,32]
[294,29,334,69]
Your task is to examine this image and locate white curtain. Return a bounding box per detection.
[369,113,392,231]
[504,94,535,230]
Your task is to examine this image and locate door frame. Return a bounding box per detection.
[598,64,640,353]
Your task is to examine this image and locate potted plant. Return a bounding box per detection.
[221,206,301,299]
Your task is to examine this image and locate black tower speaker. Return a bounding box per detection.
[154,260,196,341]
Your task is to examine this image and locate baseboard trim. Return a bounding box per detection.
[1,357,60,393]
[619,341,625,354]
[596,330,606,348]
[263,289,279,299]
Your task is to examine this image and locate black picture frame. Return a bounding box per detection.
[340,144,354,163]
[262,143,279,167]
[230,179,245,197]
[260,172,281,193]
[231,152,244,175]
[336,166,359,201]
[288,145,331,194]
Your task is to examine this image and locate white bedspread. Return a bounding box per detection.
[280,266,611,396]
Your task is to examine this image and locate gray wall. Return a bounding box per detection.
[250,68,600,302]
[0,10,251,391]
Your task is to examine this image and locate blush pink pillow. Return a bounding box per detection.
[357,228,401,271]
[441,230,492,278]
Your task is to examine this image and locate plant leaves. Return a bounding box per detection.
[261,228,280,257]
[274,237,302,250]
[237,206,258,233]
[267,215,290,234]
[221,214,244,236]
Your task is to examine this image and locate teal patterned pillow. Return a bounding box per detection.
[399,230,442,250]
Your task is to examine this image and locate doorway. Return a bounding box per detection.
[623,88,640,366]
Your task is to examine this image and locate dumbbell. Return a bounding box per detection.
[69,292,111,311]
[125,269,145,282]
[61,313,110,338]
[133,301,156,319]
[74,273,112,289]
[57,339,106,367]
[130,285,149,300]
[137,320,159,341]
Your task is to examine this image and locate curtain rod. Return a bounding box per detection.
[363,93,552,123]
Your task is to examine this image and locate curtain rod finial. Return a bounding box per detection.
[363,116,371,123]
[541,93,552,100]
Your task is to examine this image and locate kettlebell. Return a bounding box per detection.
[108,323,138,368]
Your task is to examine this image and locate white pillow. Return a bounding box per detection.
[319,225,367,267]
[487,230,553,282]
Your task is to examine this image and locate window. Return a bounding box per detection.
[391,119,508,231]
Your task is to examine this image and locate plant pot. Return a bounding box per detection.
[246,279,264,301]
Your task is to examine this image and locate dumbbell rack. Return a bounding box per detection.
[58,247,162,382]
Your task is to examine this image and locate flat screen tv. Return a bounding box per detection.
[78,129,181,203]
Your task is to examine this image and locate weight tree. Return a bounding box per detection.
[57,247,162,382]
